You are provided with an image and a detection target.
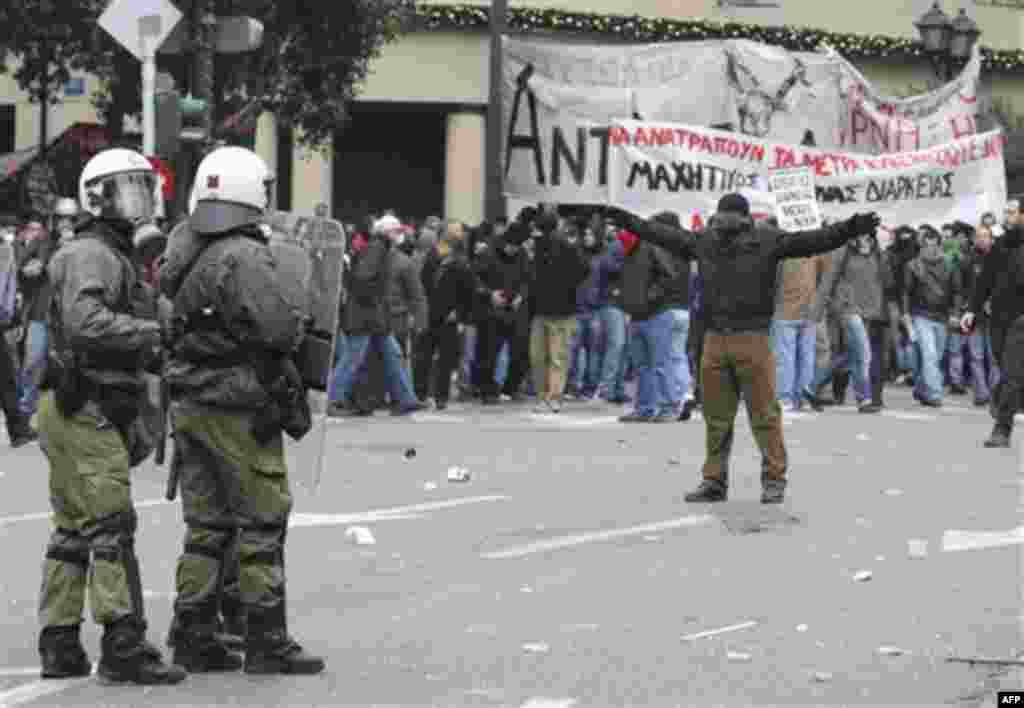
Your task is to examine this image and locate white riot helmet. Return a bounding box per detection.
[78,149,157,225]
[189,146,273,235]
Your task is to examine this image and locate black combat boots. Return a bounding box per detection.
[168,607,243,673]
[98,617,186,685]
[244,604,325,675]
[39,625,92,679]
[984,424,1012,448]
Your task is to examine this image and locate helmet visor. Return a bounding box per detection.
[99,172,157,222]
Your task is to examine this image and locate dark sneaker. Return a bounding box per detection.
[950,384,968,395]
[244,640,325,675]
[40,627,92,679]
[801,390,825,413]
[549,400,563,414]
[172,640,243,673]
[678,399,698,421]
[858,402,882,414]
[11,429,38,448]
[919,397,943,408]
[619,412,654,423]
[684,481,727,503]
[481,395,500,406]
[760,484,786,504]
[974,398,990,407]
[984,427,1012,448]
[392,401,427,416]
[607,394,632,404]
[652,412,676,423]
[435,400,448,411]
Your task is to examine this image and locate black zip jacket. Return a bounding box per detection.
[630,214,858,333]
[420,248,481,326]
[969,226,1024,329]
[530,233,590,318]
[620,241,677,321]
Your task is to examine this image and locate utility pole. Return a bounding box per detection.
[484,0,508,222]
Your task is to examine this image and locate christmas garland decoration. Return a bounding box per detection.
[416,3,1022,73]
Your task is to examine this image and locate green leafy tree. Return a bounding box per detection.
[0,0,416,150]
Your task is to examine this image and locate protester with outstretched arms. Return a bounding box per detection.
[620,193,879,504]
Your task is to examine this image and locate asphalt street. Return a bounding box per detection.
[0,385,1021,707]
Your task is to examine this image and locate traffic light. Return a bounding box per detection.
[154,88,182,158]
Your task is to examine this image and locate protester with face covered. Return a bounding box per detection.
[959,223,1000,407]
[592,223,630,404]
[902,225,962,407]
[811,231,893,413]
[942,224,970,394]
[472,216,531,405]
[962,200,1024,447]
[519,207,590,413]
[886,225,920,381]
[622,193,880,504]
[565,224,606,399]
[14,215,56,418]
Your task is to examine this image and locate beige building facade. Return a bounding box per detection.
[3,0,1023,222]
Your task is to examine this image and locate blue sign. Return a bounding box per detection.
[64,78,85,97]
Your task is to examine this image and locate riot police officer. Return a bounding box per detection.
[159,146,324,674]
[36,148,186,684]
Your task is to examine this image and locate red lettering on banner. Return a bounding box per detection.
[851,107,871,147]
[892,119,920,152]
[634,127,649,146]
[700,135,714,153]
[609,126,629,146]
[751,144,766,162]
[950,114,976,140]
[655,128,672,145]
[714,137,728,153]
[774,147,795,168]
[690,213,705,231]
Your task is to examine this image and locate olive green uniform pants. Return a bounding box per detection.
[36,392,144,629]
[700,331,788,488]
[169,406,292,639]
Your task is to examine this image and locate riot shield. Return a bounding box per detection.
[264,211,346,492]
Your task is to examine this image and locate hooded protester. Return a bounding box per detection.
[651,210,693,417]
[962,201,1024,447]
[810,231,893,413]
[902,225,962,407]
[36,149,184,684]
[565,222,606,399]
[623,193,880,504]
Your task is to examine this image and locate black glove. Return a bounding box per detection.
[847,212,881,237]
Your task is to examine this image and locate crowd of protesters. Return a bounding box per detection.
[0,195,1013,446]
[326,201,1014,427]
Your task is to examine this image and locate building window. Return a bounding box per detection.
[0,105,13,155]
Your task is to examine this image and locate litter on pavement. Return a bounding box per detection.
[344,526,376,545]
[877,646,907,656]
[907,539,929,559]
[853,570,873,582]
[404,447,416,459]
[946,656,1024,667]
[726,651,753,662]
[447,466,471,482]
[681,620,758,642]
[796,624,809,633]
[883,488,904,497]
[811,671,833,682]
[422,481,438,491]
[522,642,550,654]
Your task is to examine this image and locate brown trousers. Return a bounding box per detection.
[700,331,788,487]
[529,316,577,401]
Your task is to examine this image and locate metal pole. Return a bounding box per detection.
[38,45,50,153]
[484,0,508,223]
[142,50,157,155]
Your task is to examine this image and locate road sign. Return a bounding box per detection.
[98,0,183,62]
[159,16,264,55]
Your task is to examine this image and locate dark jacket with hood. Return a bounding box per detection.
[472,225,531,324]
[813,235,893,323]
[960,243,993,324]
[419,244,483,327]
[650,211,691,308]
[969,225,1024,329]
[903,236,962,322]
[17,228,57,323]
[575,241,605,313]
[629,210,860,333]
[886,226,920,300]
[159,219,305,410]
[593,240,626,308]
[528,216,590,318]
[619,232,678,321]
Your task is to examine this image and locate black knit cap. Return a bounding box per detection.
[717,193,750,216]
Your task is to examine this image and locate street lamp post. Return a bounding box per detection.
[914,2,981,83]
[484,0,508,223]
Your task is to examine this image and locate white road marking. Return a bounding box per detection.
[538,416,621,427]
[942,527,1024,552]
[680,620,759,642]
[290,495,508,529]
[0,498,171,527]
[0,676,92,706]
[414,414,468,423]
[481,514,715,560]
[0,668,42,678]
[521,698,577,708]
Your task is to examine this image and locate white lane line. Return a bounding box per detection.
[943,527,1024,552]
[290,495,508,529]
[0,676,92,707]
[414,414,468,423]
[529,415,621,427]
[481,514,715,560]
[681,620,759,642]
[0,668,42,678]
[0,499,171,527]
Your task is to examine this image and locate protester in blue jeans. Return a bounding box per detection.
[649,212,692,415]
[567,227,605,398]
[902,227,962,407]
[772,250,828,411]
[593,234,630,403]
[615,229,678,423]
[960,223,1000,405]
[329,216,425,416]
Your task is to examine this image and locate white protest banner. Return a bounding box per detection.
[503,37,982,205]
[607,121,1006,230]
[768,167,821,231]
